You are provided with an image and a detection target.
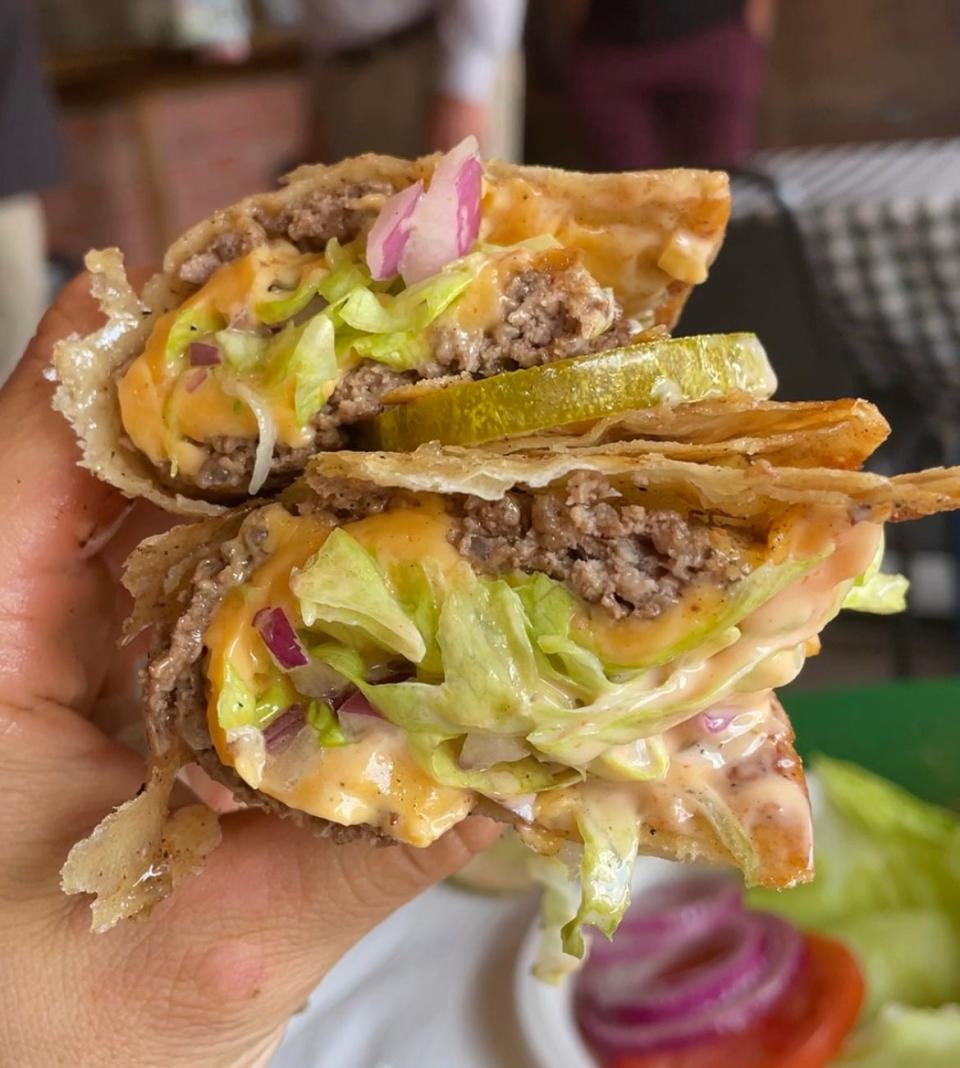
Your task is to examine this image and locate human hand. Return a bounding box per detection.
[0,276,498,1067]
[425,92,491,154]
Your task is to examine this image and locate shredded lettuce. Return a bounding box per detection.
[338,258,479,335]
[291,529,428,664]
[529,849,586,984]
[166,304,226,364]
[305,698,348,747]
[216,664,258,729]
[216,329,267,372]
[408,734,579,794]
[842,570,909,614]
[561,791,641,959]
[292,538,832,772]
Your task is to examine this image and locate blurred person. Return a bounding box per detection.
[300,0,528,162]
[569,0,777,170]
[0,0,61,386]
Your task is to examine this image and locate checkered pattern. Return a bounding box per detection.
[731,139,960,401]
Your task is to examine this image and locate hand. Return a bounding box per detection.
[0,277,497,1067]
[425,92,491,154]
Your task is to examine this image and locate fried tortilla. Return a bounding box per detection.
[51,153,730,513]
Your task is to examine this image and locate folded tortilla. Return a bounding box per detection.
[51,155,730,515]
[62,441,960,945]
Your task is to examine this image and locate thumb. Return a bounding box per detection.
[84,808,499,1065]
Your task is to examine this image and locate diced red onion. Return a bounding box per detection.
[700,709,737,733]
[459,733,528,770]
[336,689,381,717]
[335,689,383,739]
[189,341,221,366]
[288,659,348,701]
[185,368,208,392]
[399,135,483,285]
[263,704,305,752]
[253,607,308,669]
[580,914,767,1023]
[575,911,806,1058]
[365,179,424,280]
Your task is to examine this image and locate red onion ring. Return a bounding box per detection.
[366,179,424,280]
[590,876,742,965]
[580,913,767,1023]
[253,607,308,670]
[189,341,221,366]
[575,912,806,1057]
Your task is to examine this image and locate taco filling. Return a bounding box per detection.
[143,450,913,965]
[111,139,732,500]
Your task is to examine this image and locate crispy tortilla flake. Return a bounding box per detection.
[60,753,221,932]
[51,249,221,516]
[51,156,730,512]
[494,395,892,471]
[302,440,960,524]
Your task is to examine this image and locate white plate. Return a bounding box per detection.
[514,856,690,1068]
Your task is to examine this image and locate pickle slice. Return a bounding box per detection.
[364,334,776,450]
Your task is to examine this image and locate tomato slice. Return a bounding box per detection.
[605,933,864,1068]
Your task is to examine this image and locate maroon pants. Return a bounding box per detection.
[569,19,767,170]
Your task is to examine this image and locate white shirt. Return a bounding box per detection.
[300,0,527,102]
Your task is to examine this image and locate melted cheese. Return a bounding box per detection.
[480,174,719,323]
[117,245,326,478]
[202,497,882,858]
[204,501,472,845]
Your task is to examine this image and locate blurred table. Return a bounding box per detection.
[732,139,960,412]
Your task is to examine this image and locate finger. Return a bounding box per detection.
[83,811,499,1063]
[0,273,164,714]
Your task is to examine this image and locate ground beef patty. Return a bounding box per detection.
[450,471,743,620]
[184,256,637,497]
[426,260,640,377]
[178,181,393,286]
[143,502,385,841]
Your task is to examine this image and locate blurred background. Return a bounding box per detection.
[3,0,959,688]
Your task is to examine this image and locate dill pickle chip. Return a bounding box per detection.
[363,334,776,450]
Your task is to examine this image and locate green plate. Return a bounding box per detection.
[781,677,960,809]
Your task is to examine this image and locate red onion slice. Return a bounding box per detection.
[575,913,806,1057]
[580,914,767,1023]
[700,709,737,733]
[189,341,221,366]
[336,690,381,717]
[336,689,384,740]
[185,368,208,392]
[590,876,742,965]
[366,180,424,280]
[399,135,483,285]
[253,607,308,670]
[263,704,305,752]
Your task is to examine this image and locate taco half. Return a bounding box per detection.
[51,139,730,514]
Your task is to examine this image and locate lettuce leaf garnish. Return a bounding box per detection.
[750,757,960,1021]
